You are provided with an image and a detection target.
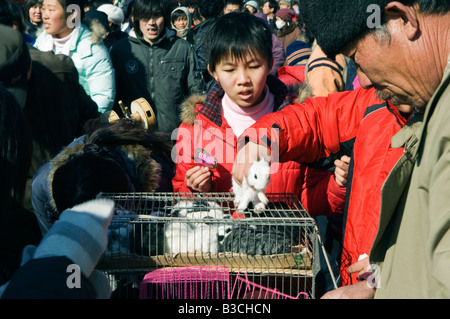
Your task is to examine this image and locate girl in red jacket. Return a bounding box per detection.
[172,12,346,217]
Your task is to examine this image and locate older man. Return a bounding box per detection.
[232,0,450,298]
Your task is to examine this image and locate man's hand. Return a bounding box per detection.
[320,280,376,299]
[334,155,350,187]
[349,256,371,280]
[185,166,212,192]
[231,142,271,186]
[320,257,376,299]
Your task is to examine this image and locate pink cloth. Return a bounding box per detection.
[220,85,274,137]
[352,75,361,90]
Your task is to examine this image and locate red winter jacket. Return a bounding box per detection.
[172,79,346,217]
[278,65,307,87]
[239,87,411,286]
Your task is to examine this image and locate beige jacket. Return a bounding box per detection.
[371,55,450,298]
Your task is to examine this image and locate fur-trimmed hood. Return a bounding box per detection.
[180,83,313,126]
[47,139,162,212]
[180,94,206,125]
[86,19,108,45]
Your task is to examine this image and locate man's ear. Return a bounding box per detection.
[384,1,420,41]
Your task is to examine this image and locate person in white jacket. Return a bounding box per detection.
[35,0,116,113]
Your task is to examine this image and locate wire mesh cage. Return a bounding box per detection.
[96,192,322,299]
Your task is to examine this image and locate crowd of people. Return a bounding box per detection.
[0,0,448,299]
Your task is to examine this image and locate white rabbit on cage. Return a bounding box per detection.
[232,156,271,213]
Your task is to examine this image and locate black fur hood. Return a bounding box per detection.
[47,139,162,212]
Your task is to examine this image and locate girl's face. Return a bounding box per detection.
[173,15,188,30]
[209,51,272,108]
[29,4,42,25]
[41,0,73,38]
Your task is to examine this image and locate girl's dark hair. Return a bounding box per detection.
[52,118,173,214]
[132,0,170,29]
[0,86,32,209]
[205,12,273,73]
[196,0,223,19]
[83,117,172,164]
[51,148,132,213]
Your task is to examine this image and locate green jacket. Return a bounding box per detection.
[371,55,450,298]
[110,28,205,135]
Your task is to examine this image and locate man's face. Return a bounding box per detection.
[262,2,273,16]
[139,12,165,45]
[224,4,240,14]
[343,28,430,112]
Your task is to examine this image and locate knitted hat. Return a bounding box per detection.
[97,4,125,26]
[276,8,295,22]
[298,0,408,57]
[244,1,259,10]
[285,41,311,66]
[279,0,291,7]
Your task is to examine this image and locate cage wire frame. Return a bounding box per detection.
[139,265,231,299]
[96,192,337,299]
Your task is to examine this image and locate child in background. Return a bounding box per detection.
[171,6,194,44]
[172,12,346,218]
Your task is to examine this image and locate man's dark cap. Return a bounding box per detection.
[298,0,401,58]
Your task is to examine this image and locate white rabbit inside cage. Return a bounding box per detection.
[164,200,233,254]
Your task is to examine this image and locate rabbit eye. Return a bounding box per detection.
[254,174,257,179]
